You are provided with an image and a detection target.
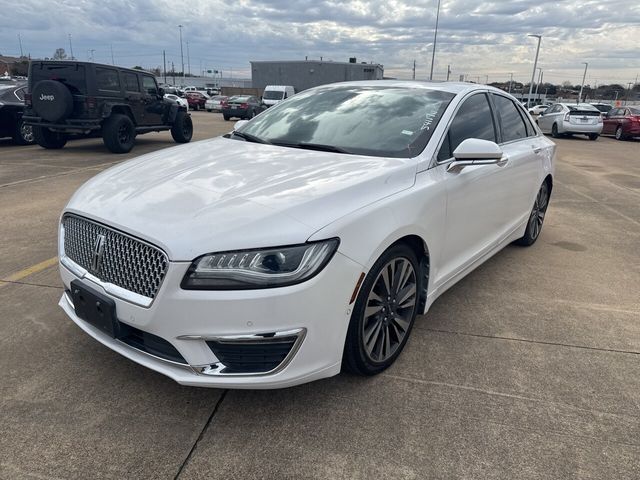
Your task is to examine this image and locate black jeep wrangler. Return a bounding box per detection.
[23,61,193,153]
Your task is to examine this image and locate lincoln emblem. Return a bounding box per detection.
[91,234,106,273]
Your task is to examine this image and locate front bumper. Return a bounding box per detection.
[59,251,363,388]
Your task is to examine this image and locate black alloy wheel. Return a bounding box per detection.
[516,182,550,246]
[343,243,422,375]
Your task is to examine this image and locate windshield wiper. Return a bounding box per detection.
[271,141,351,154]
[231,131,271,144]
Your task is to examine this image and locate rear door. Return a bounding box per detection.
[490,93,545,231]
[121,71,144,124]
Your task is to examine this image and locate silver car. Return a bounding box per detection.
[536,103,602,140]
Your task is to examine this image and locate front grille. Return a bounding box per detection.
[206,336,297,373]
[62,214,168,300]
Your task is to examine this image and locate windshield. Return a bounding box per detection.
[263,90,285,100]
[238,86,454,158]
[30,64,87,94]
[229,96,250,102]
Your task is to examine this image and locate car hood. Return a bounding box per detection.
[65,137,416,260]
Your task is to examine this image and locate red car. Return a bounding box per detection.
[602,106,640,140]
[185,92,207,111]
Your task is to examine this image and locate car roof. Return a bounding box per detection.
[559,102,599,110]
[308,80,510,96]
[30,60,153,75]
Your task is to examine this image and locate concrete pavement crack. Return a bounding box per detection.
[422,327,640,355]
[174,390,229,479]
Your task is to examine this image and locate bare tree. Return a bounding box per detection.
[53,48,67,60]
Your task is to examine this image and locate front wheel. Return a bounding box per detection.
[588,133,599,141]
[516,182,550,246]
[171,110,193,143]
[33,126,67,149]
[343,244,422,376]
[223,115,230,121]
[551,123,560,138]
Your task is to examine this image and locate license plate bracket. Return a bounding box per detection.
[70,280,119,338]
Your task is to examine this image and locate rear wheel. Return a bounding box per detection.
[102,114,136,154]
[13,118,35,145]
[33,126,67,149]
[615,126,625,140]
[223,115,230,121]
[516,182,550,246]
[588,133,599,141]
[551,123,560,138]
[343,244,421,376]
[171,110,193,143]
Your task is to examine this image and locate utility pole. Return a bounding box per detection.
[429,0,442,81]
[527,34,542,107]
[163,50,167,83]
[110,44,115,65]
[485,74,489,84]
[412,60,416,80]
[171,61,175,85]
[446,64,451,81]
[186,41,191,76]
[508,72,513,93]
[627,82,633,104]
[18,33,24,57]
[178,25,185,79]
[68,34,74,60]
[578,62,588,103]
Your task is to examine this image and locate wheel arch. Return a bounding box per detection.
[386,235,430,314]
[105,104,136,125]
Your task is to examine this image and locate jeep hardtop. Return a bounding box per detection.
[23,61,193,153]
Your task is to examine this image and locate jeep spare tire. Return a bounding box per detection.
[31,80,74,122]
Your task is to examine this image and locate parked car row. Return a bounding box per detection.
[0,83,35,145]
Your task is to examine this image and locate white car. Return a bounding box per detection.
[536,102,603,140]
[205,95,228,112]
[528,104,550,115]
[164,93,188,109]
[58,81,555,388]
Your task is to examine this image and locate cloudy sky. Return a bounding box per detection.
[2,0,639,85]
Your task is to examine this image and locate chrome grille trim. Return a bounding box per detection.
[61,214,169,303]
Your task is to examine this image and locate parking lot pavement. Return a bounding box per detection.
[1,118,638,479]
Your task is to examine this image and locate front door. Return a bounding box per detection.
[140,75,164,126]
[435,92,513,284]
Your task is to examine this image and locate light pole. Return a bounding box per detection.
[578,62,588,103]
[429,0,442,81]
[178,25,185,79]
[186,41,191,76]
[527,34,542,107]
[18,33,24,57]
[68,34,74,60]
[508,72,513,93]
[534,68,543,98]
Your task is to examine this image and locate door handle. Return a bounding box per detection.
[532,147,542,154]
[496,156,509,167]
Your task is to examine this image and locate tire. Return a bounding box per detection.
[223,115,230,121]
[102,114,136,154]
[343,243,422,376]
[206,109,212,112]
[31,80,74,122]
[615,126,625,141]
[33,126,67,149]
[588,133,599,141]
[171,110,193,143]
[551,123,560,138]
[13,118,35,145]
[515,181,550,246]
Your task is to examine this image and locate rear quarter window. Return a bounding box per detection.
[30,64,87,94]
[95,68,121,92]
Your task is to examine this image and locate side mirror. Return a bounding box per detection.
[158,87,165,97]
[234,119,249,130]
[447,138,505,172]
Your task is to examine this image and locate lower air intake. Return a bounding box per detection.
[206,335,298,374]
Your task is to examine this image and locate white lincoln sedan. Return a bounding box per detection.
[58,81,555,388]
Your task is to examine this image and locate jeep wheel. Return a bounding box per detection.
[102,114,136,154]
[171,110,193,143]
[33,126,67,149]
[223,115,230,121]
[13,118,35,145]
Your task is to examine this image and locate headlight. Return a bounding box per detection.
[181,239,339,290]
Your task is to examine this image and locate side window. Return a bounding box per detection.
[14,87,26,101]
[437,93,496,162]
[142,76,158,95]
[548,104,559,114]
[122,73,139,92]
[96,68,120,91]
[492,95,528,142]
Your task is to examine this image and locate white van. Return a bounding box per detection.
[262,85,295,107]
